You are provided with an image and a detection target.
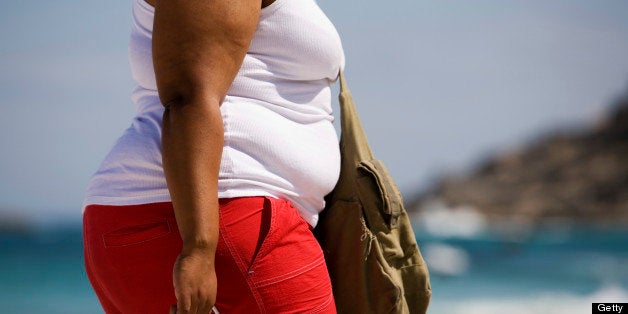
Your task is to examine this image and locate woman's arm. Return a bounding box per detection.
[151,0,261,313]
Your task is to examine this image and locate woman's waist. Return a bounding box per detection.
[89,106,340,194]
[129,81,337,121]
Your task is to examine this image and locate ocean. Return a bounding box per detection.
[419,225,628,314]
[0,224,626,314]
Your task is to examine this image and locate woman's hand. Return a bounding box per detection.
[171,248,217,314]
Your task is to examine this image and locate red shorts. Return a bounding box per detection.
[83,196,336,313]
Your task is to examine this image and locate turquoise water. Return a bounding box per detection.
[0,227,100,314]
[422,225,628,314]
[0,225,626,314]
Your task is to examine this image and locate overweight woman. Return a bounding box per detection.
[82,0,345,312]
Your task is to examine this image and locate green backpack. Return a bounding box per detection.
[315,71,432,314]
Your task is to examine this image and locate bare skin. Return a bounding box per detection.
[146,0,275,313]
[144,0,276,10]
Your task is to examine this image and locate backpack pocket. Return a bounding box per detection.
[357,159,403,230]
[356,158,430,270]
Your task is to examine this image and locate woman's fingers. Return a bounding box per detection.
[198,298,214,314]
[173,251,217,314]
[173,299,213,314]
[175,295,190,313]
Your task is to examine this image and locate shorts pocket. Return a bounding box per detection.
[103,220,172,247]
[249,198,322,280]
[247,198,278,272]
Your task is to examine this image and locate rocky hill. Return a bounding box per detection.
[408,91,628,226]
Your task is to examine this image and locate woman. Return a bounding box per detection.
[82,0,345,312]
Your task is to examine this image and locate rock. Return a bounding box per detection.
[408,88,628,225]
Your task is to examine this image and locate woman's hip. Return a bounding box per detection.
[82,196,334,313]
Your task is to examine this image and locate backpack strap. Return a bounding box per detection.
[337,70,403,229]
[337,70,375,164]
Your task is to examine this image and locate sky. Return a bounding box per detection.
[1,0,628,224]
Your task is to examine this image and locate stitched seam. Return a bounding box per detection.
[245,197,279,313]
[249,197,278,273]
[310,293,334,314]
[102,220,171,248]
[254,255,325,288]
[219,209,266,313]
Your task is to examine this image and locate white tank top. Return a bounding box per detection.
[83,0,345,227]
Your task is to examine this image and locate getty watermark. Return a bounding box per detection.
[593,303,627,313]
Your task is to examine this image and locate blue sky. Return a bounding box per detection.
[1,0,628,224]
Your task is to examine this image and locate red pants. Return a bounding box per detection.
[83,196,336,313]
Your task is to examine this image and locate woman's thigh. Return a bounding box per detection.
[83,202,181,314]
[83,197,335,314]
[216,197,336,313]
